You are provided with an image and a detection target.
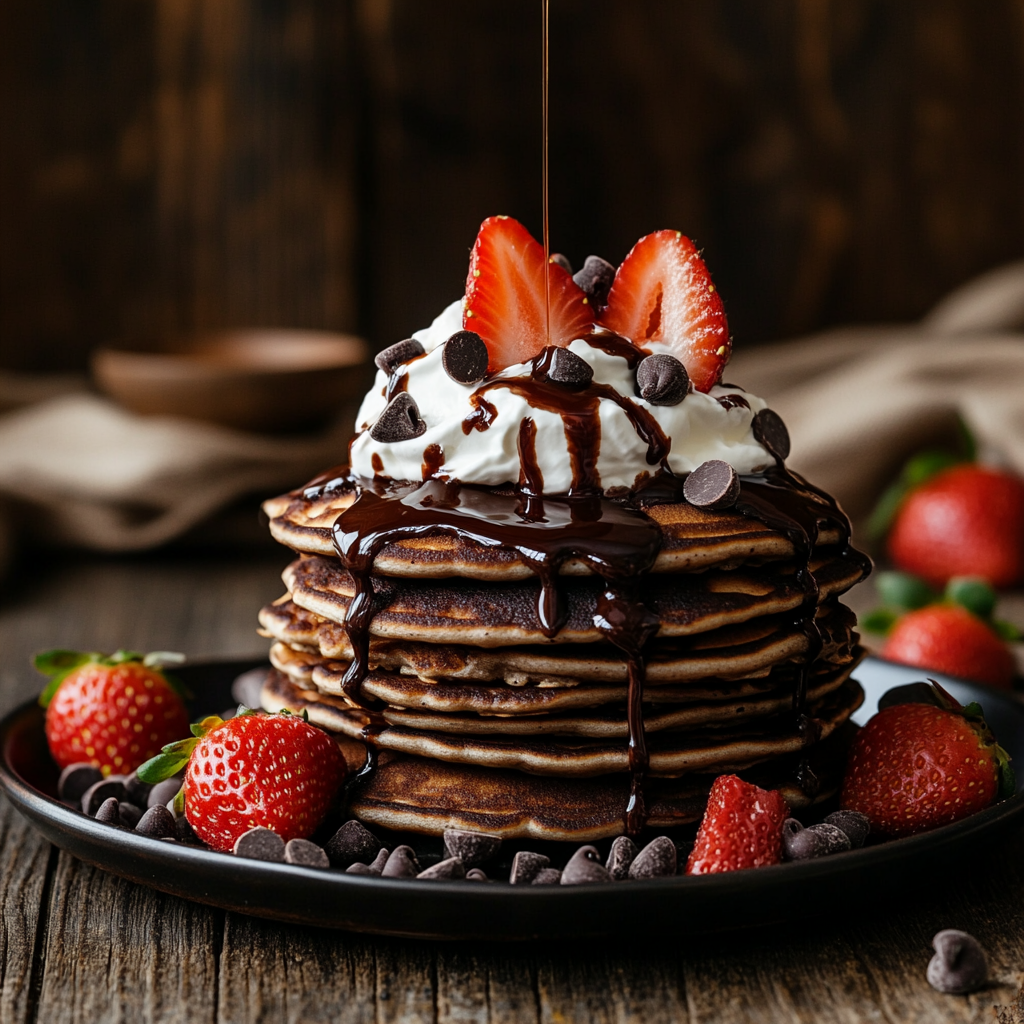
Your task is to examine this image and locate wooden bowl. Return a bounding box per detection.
[92,330,370,432]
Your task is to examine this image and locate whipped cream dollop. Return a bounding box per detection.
[350,300,774,492]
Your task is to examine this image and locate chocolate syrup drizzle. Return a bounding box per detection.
[323,344,868,835]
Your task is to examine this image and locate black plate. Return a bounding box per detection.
[1,657,1023,941]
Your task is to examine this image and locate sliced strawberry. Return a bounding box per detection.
[464,216,595,372]
[600,229,730,392]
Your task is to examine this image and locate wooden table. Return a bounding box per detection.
[1,549,1022,1024]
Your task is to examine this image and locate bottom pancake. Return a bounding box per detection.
[347,725,856,841]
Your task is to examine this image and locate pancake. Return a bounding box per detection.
[264,481,849,581]
[283,551,864,648]
[347,724,857,841]
[270,639,861,717]
[261,669,863,778]
[260,597,858,685]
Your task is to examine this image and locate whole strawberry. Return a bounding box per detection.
[882,604,1016,689]
[887,464,1024,588]
[840,682,1013,838]
[139,711,346,851]
[685,774,789,875]
[36,649,190,776]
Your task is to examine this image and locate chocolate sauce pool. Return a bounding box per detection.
[315,343,868,836]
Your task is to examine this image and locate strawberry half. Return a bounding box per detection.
[600,229,730,392]
[463,216,594,372]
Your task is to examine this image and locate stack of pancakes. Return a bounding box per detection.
[257,477,866,843]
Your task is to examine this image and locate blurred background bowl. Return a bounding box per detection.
[92,330,370,433]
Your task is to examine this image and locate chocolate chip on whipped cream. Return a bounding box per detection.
[549,253,573,274]
[442,330,489,384]
[752,408,791,461]
[369,392,427,443]
[375,338,425,376]
[538,345,593,388]
[636,354,689,406]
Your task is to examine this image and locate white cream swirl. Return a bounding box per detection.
[349,299,774,492]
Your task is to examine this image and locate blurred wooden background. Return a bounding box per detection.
[2,0,1024,372]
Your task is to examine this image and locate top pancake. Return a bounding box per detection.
[264,484,849,582]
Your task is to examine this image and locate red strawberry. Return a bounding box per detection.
[888,464,1024,588]
[139,710,346,852]
[685,774,789,874]
[600,229,730,392]
[463,216,594,372]
[36,649,190,776]
[881,604,1016,689]
[840,683,1012,837]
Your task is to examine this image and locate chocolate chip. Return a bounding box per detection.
[174,815,200,844]
[234,827,285,862]
[636,354,689,406]
[375,338,425,376]
[231,666,268,709]
[628,836,677,879]
[325,820,386,868]
[94,797,120,825]
[782,820,821,861]
[561,846,611,885]
[381,845,420,878]
[147,777,182,810]
[532,867,563,885]
[58,763,102,804]
[539,346,593,388]
[369,393,427,443]
[417,857,466,880]
[443,828,502,868]
[465,868,489,882]
[136,804,176,839]
[752,408,791,460]
[285,838,330,868]
[805,823,852,855]
[605,836,638,881]
[573,255,615,308]
[442,331,489,384]
[123,772,152,808]
[368,848,389,876]
[683,460,740,510]
[82,776,126,815]
[118,802,144,829]
[825,810,871,849]
[346,862,372,875]
[927,930,988,994]
[509,850,549,885]
[550,253,573,274]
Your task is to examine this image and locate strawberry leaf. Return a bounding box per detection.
[861,608,899,635]
[993,619,1023,642]
[946,576,997,619]
[105,649,143,665]
[173,786,185,816]
[876,571,937,612]
[143,651,186,668]
[997,753,1016,801]
[137,751,191,783]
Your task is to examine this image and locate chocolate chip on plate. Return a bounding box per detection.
[781,818,818,861]
[442,331,490,384]
[539,346,593,388]
[381,845,421,879]
[346,862,372,875]
[824,810,871,849]
[805,823,852,855]
[174,815,200,844]
[285,838,330,869]
[233,827,285,862]
[94,797,121,825]
[117,802,144,829]
[136,804,176,839]
[549,253,573,274]
[752,408,791,461]
[147,777,182,810]
[123,772,152,808]
[573,255,616,308]
[561,846,611,885]
[927,930,989,994]
[443,828,502,868]
[375,338,425,376]
[417,857,466,881]
[636,354,689,406]
[369,392,427,443]
[510,850,549,885]
[58,763,103,804]
[325,820,386,868]
[605,836,638,881]
[81,776,126,816]
[532,867,563,885]
[683,460,740,510]
[231,666,268,710]
[465,868,489,882]
[367,848,389,876]
[628,836,677,879]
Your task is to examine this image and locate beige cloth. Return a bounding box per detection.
[730,262,1024,527]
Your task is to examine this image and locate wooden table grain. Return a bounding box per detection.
[1,550,1023,1024]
